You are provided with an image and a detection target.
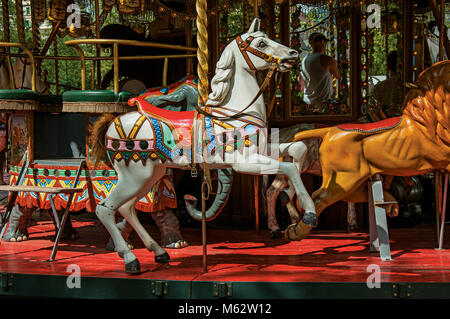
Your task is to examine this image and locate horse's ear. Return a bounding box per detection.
[248,18,261,33]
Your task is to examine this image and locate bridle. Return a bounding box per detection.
[235,35,281,71]
[193,34,286,199]
[194,34,283,121]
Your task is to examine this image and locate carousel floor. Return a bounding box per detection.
[0,216,449,299]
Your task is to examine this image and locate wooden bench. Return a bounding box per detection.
[0,161,87,261]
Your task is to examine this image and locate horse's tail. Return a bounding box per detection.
[91,114,116,166]
[293,127,331,142]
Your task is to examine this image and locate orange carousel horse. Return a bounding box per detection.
[286,60,450,241]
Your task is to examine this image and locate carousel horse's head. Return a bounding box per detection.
[208,18,298,106]
[233,18,299,73]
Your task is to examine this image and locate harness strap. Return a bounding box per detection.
[236,35,257,71]
[266,72,282,118]
[194,66,276,121]
[236,35,281,71]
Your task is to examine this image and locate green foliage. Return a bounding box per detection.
[2,0,115,94]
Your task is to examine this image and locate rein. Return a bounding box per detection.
[194,65,277,121]
[193,34,284,199]
[194,35,282,122]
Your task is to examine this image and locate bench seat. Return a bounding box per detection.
[0,89,62,111]
[62,90,136,113]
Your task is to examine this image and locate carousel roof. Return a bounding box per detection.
[289,0,448,7]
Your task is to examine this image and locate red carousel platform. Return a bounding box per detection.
[0,215,449,299]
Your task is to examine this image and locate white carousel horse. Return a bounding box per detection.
[91,18,315,273]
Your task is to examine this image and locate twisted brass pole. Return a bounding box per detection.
[196,0,209,107]
[30,0,40,51]
[2,0,10,42]
[16,0,25,44]
[196,0,209,274]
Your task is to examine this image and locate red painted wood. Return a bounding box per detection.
[337,116,402,132]
[0,218,449,283]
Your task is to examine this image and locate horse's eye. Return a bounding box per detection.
[258,41,267,49]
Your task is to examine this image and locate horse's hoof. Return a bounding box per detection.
[106,240,115,252]
[165,240,188,249]
[107,240,133,252]
[284,221,311,241]
[125,259,140,274]
[155,252,170,264]
[270,229,282,239]
[347,224,359,233]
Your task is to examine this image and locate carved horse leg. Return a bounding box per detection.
[105,218,134,251]
[341,183,399,218]
[265,141,312,238]
[346,202,358,232]
[266,175,289,238]
[151,209,188,248]
[280,183,302,224]
[96,162,169,273]
[231,151,316,229]
[286,170,370,240]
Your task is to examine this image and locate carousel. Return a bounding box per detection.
[0,0,448,300]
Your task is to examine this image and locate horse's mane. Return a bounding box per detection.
[206,43,235,106]
[206,31,269,107]
[403,60,450,146]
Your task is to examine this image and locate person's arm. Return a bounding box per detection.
[327,57,340,80]
[297,73,304,92]
[320,55,341,80]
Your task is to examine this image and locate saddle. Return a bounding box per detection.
[139,74,198,98]
[128,96,197,152]
[336,117,402,134]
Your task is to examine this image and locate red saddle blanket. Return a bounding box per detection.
[128,97,196,146]
[130,97,196,125]
[337,117,402,133]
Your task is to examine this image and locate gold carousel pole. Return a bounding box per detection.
[196,0,209,273]
[1,0,9,43]
[16,0,25,44]
[30,0,40,51]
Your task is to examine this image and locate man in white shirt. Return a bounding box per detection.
[298,32,340,113]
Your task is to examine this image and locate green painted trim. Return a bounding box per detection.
[192,281,450,299]
[0,274,190,299]
[0,89,39,100]
[0,273,449,299]
[62,90,135,103]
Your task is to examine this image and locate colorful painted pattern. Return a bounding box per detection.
[9,164,177,213]
[139,75,199,99]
